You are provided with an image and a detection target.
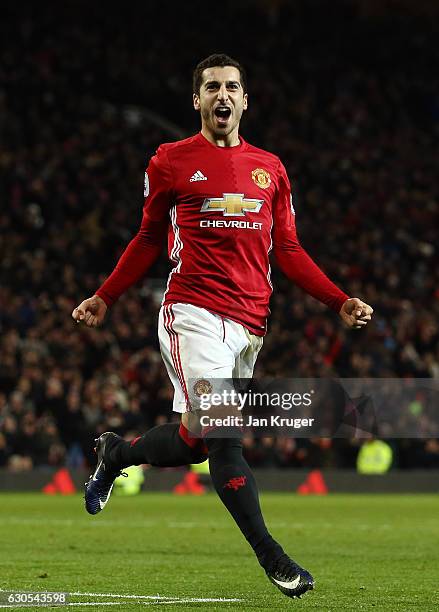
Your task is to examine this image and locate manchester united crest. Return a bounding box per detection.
[251,168,271,189]
[193,379,213,397]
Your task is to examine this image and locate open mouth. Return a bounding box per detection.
[214,106,232,124]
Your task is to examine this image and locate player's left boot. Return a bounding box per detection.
[265,553,314,599]
[84,432,127,515]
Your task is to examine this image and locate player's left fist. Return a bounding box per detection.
[339,298,373,329]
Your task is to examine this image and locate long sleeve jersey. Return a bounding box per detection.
[97,132,348,335]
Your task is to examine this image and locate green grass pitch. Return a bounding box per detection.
[0,493,438,611]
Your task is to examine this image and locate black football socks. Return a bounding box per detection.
[205,435,284,569]
[111,423,207,468]
[109,423,283,569]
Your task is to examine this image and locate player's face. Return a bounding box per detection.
[193,66,248,141]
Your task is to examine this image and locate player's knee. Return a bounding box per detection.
[181,411,202,436]
[177,422,207,463]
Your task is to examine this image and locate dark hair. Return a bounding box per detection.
[193,53,247,94]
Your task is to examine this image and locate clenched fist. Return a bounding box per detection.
[339,298,373,329]
[72,294,107,328]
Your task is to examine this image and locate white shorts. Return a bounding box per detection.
[158,303,263,413]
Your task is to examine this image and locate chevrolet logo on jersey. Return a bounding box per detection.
[201,193,264,217]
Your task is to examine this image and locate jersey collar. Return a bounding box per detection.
[197,132,247,153]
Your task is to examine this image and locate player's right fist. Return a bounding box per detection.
[72,294,107,328]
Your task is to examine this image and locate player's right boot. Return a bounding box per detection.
[265,553,315,599]
[84,432,126,515]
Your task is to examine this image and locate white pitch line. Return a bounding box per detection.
[0,604,123,609]
[69,592,242,602]
[0,600,242,609]
[0,589,243,607]
[175,599,243,603]
[70,593,169,600]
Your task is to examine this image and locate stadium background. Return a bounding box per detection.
[1,0,439,479]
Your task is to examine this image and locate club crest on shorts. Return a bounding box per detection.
[251,168,271,189]
[193,379,213,397]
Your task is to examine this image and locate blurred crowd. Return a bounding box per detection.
[1,1,438,472]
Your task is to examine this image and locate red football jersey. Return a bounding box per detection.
[97,133,348,335]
